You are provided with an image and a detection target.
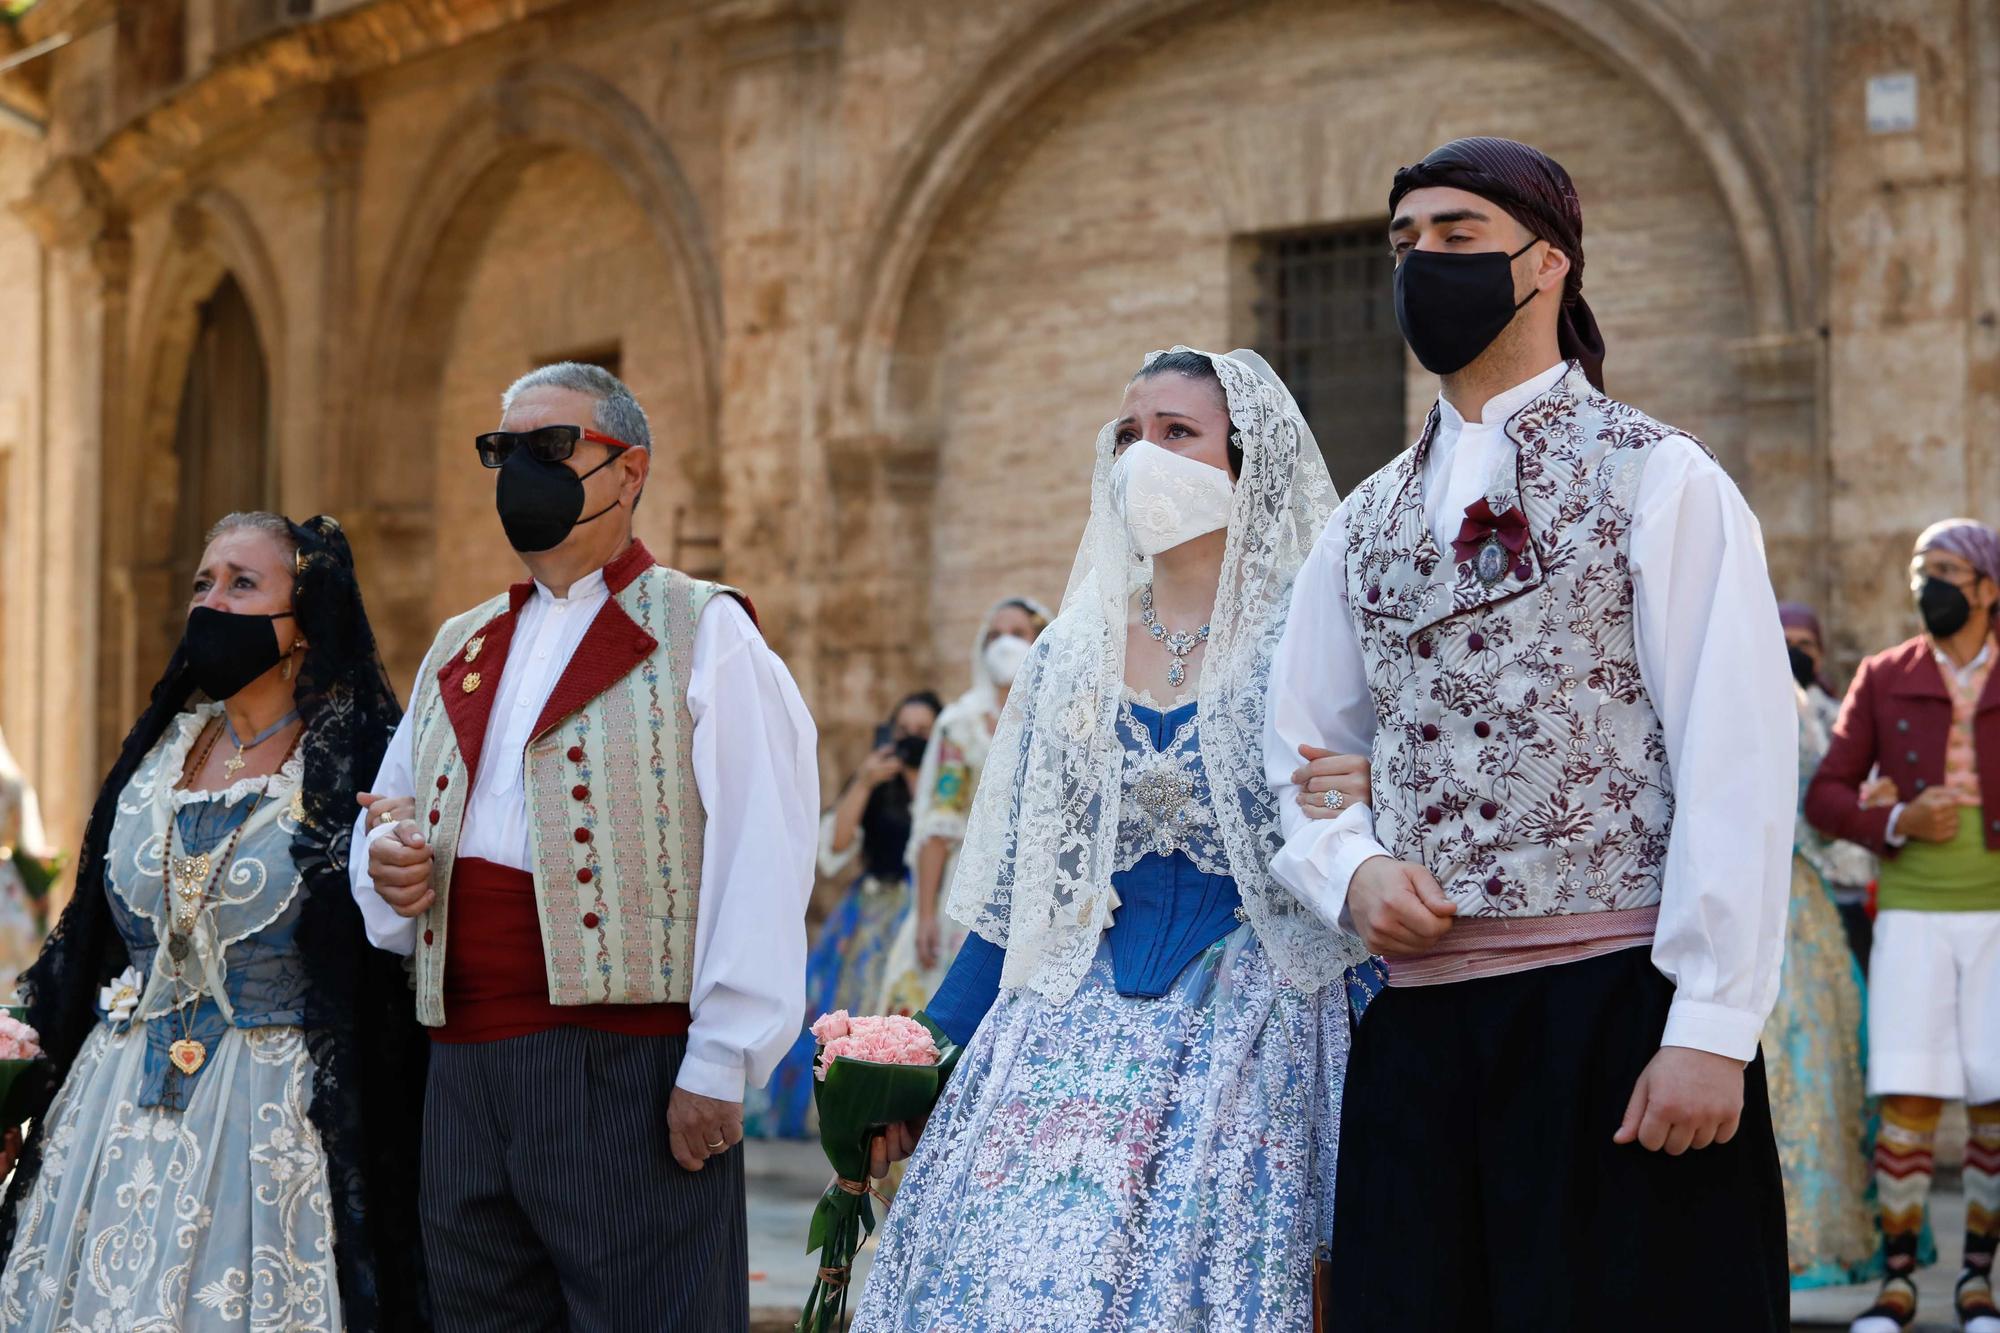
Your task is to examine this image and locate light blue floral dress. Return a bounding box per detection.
[0,704,341,1331]
[854,698,1348,1331]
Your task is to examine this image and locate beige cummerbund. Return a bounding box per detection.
[1382,905,1661,988]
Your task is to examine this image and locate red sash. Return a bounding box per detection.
[434,858,692,1044]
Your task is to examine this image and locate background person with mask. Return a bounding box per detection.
[752,688,942,1138]
[350,361,818,1333]
[873,597,1049,1020]
[1786,601,1883,969]
[1806,518,2000,1333]
[1266,136,1794,1330]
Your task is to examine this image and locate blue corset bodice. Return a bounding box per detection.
[103,706,310,1110]
[928,698,1243,1045]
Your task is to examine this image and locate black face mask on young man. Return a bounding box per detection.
[495,449,624,554]
[182,606,293,701]
[1917,576,1975,639]
[1393,239,1543,376]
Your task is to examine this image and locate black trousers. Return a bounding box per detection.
[1326,947,1788,1332]
[422,1029,749,1333]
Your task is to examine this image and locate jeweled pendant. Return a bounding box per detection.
[1167,660,1187,688]
[1474,538,1509,586]
[167,934,190,962]
[168,1038,206,1075]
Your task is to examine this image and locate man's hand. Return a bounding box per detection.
[368,820,435,918]
[668,1087,744,1172]
[868,1117,926,1179]
[915,913,941,971]
[1898,785,1965,844]
[1614,1046,1746,1154]
[1292,744,1372,821]
[1346,855,1455,956]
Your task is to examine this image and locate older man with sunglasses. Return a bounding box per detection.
[348,362,818,1332]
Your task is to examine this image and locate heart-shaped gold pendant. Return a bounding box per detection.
[168,1038,206,1076]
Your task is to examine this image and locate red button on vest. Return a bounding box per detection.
[573,827,591,844]
[428,809,441,825]
[582,912,600,930]
[577,867,593,884]
[423,929,435,946]
[571,785,589,802]
[436,775,449,790]
[567,746,585,763]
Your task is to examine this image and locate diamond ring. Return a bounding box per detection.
[1319,789,1347,812]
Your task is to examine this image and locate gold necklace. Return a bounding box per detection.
[162,728,301,1077]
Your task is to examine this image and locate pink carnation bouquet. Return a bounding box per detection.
[0,1010,44,1129]
[797,1010,958,1333]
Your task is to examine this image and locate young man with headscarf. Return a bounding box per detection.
[1806,518,2000,1333]
[1265,137,1795,1329]
[349,362,818,1332]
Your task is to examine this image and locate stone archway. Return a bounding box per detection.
[840,0,1809,427]
[102,185,285,754]
[350,61,721,684]
[836,0,1812,700]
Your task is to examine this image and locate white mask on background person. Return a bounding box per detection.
[1111,440,1235,558]
[983,633,1032,687]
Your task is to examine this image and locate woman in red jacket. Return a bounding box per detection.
[1805,519,2000,1333]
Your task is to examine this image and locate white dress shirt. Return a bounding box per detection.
[350,571,819,1102]
[1264,364,1796,1062]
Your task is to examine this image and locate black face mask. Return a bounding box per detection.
[894,734,930,770]
[1918,576,1974,639]
[1787,643,1818,689]
[495,449,624,554]
[182,605,292,701]
[1394,239,1542,376]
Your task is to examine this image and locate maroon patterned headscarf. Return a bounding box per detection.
[1389,136,1607,391]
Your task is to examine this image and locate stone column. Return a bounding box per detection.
[1729,331,1825,610]
[708,0,843,720]
[14,154,128,860]
[306,80,366,513]
[1822,0,1979,662]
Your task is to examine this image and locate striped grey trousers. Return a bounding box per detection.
[421,1028,749,1332]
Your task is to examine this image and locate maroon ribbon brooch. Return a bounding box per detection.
[1451,499,1531,585]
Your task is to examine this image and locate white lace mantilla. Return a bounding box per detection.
[945,347,1368,1004]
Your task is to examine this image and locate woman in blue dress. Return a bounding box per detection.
[755,690,941,1138]
[855,348,1370,1331]
[0,513,428,1331]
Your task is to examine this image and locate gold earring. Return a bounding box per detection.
[282,656,294,682]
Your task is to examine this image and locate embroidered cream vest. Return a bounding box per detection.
[1343,364,1689,918]
[406,562,731,1025]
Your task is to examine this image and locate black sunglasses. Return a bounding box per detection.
[474,424,635,469]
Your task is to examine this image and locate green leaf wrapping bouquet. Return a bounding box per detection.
[796,1010,959,1333]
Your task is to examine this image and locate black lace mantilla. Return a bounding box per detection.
[1,515,430,1330]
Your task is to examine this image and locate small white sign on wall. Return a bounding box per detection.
[1866,72,1919,134]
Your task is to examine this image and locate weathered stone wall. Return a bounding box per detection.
[0,0,1990,861]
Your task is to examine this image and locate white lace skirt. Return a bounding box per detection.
[855,925,1347,1332]
[0,1021,342,1331]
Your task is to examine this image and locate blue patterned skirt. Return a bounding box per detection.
[854,925,1347,1331]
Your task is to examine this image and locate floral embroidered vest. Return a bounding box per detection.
[406,543,734,1025]
[1342,364,1690,918]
